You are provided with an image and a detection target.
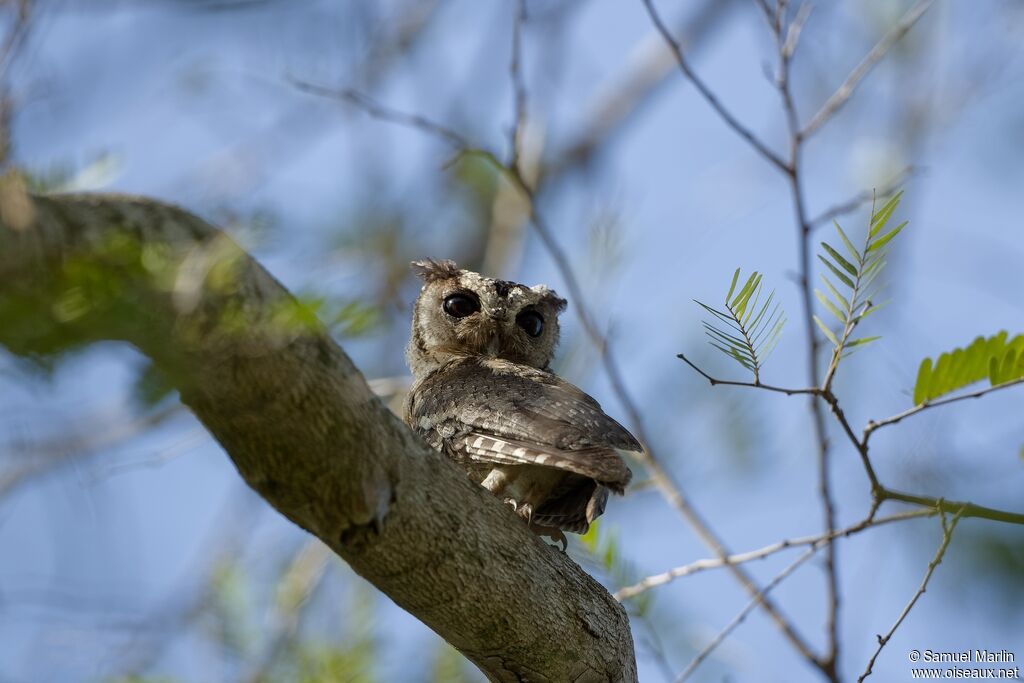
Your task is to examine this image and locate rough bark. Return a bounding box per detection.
[0,191,637,682]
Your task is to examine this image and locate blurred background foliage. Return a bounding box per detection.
[1,1,1023,681]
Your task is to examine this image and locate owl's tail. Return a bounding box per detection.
[458,432,632,493]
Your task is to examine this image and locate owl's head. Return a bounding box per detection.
[406,259,567,378]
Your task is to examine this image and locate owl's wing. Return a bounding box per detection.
[409,356,640,489]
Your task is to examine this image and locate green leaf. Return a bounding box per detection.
[694,269,786,380]
[818,255,854,288]
[819,274,851,312]
[869,190,904,237]
[914,332,1024,404]
[725,267,741,302]
[833,221,862,263]
[846,336,881,348]
[731,274,762,320]
[913,358,932,405]
[815,289,845,323]
[867,220,907,253]
[814,315,840,348]
[821,242,858,276]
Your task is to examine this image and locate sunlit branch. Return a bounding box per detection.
[878,489,1024,526]
[615,509,934,601]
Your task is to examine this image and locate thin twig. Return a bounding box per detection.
[801,0,935,139]
[863,376,1024,442]
[820,390,882,492]
[676,352,819,396]
[675,546,819,682]
[640,0,790,173]
[615,508,934,601]
[858,506,964,681]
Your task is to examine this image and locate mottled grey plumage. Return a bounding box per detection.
[403,259,639,542]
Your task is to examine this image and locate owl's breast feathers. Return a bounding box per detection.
[404,355,640,532]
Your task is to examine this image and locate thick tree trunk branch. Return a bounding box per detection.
[0,191,637,682]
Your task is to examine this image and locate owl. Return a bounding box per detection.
[403,259,639,546]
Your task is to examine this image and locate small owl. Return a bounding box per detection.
[403,259,639,546]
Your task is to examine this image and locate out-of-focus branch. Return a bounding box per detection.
[542,0,736,181]
[0,404,184,501]
[801,0,935,140]
[240,539,333,683]
[0,193,638,682]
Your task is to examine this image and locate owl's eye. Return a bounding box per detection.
[516,310,544,337]
[443,292,480,318]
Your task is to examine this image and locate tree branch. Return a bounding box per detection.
[858,507,963,682]
[801,0,935,140]
[0,192,638,682]
[863,376,1024,442]
[614,508,934,602]
[640,0,790,173]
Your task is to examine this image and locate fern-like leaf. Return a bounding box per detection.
[695,268,786,382]
[913,331,1024,404]
[816,190,907,373]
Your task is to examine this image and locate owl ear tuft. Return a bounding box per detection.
[411,259,461,282]
[533,286,567,314]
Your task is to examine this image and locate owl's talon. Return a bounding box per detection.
[516,502,534,525]
[530,524,568,552]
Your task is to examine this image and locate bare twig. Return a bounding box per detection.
[675,546,819,682]
[676,352,819,396]
[801,0,935,139]
[863,377,1024,443]
[615,508,934,601]
[639,0,790,173]
[858,507,964,681]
